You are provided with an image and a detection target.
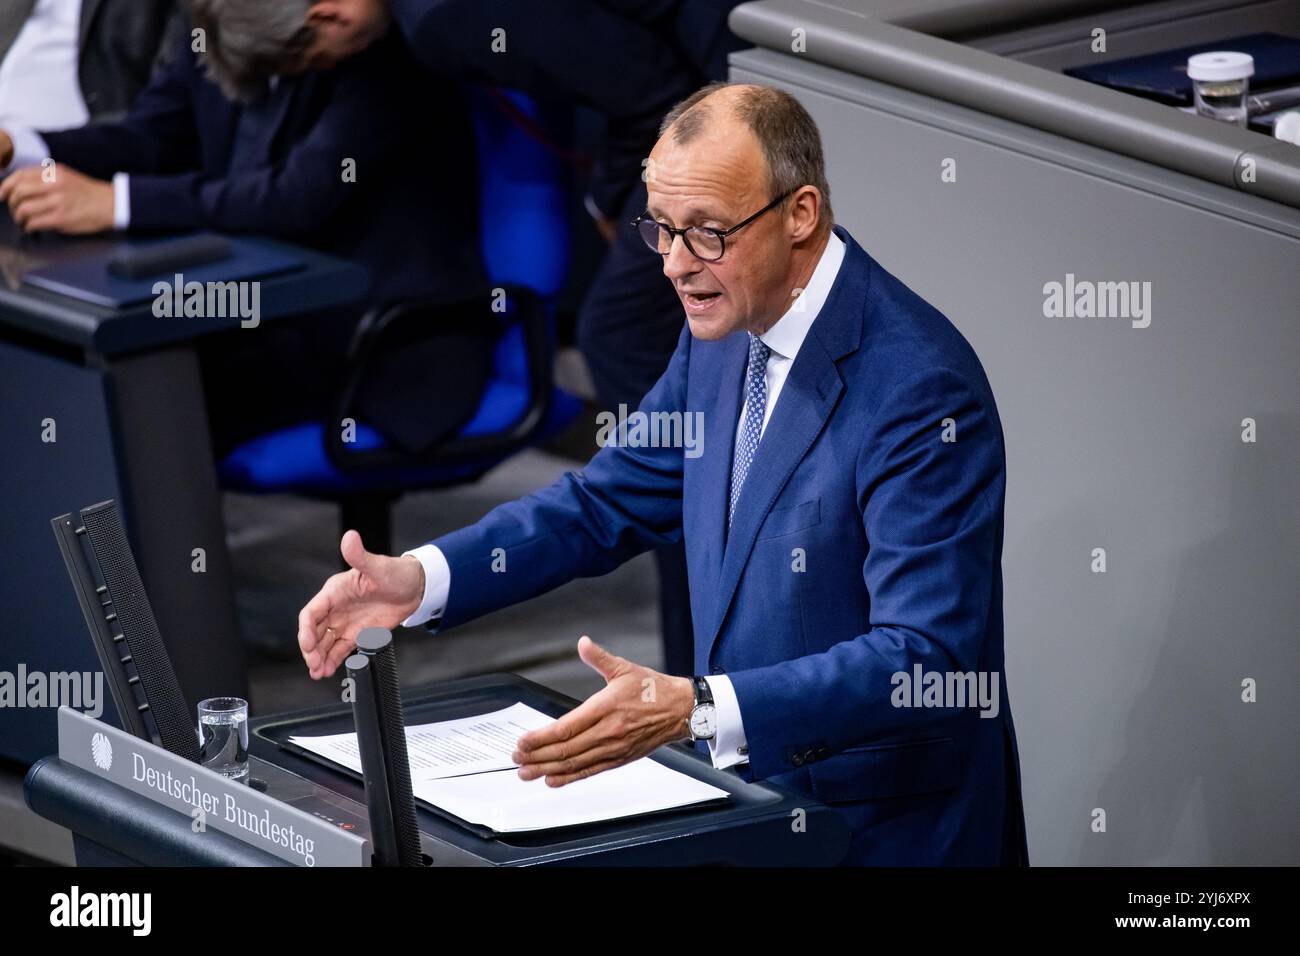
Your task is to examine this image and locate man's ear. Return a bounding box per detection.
[789,185,822,243]
[306,1,346,27]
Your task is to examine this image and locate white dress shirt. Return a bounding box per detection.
[0,0,88,132]
[402,229,848,772]
[0,0,131,228]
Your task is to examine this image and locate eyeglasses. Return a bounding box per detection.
[632,189,796,262]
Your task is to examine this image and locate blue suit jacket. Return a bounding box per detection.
[40,31,483,304]
[430,226,1029,865]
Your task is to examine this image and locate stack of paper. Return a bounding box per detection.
[289,702,729,833]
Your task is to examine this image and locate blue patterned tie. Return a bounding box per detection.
[729,333,771,527]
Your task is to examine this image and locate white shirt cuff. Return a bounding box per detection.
[703,675,749,770]
[3,126,49,174]
[400,544,450,627]
[111,172,130,230]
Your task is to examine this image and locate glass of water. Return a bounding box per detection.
[198,697,249,783]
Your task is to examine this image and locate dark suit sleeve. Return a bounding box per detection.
[389,0,698,218]
[727,367,1006,781]
[40,34,201,178]
[123,45,415,236]
[593,0,681,23]
[598,0,743,81]
[429,322,693,631]
[77,0,186,121]
[389,0,691,120]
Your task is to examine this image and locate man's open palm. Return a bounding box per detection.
[297,530,424,679]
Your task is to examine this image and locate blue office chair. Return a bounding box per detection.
[217,88,585,555]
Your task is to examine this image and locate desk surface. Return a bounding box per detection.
[251,673,851,866]
[0,212,369,357]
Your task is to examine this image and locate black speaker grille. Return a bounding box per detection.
[80,502,200,762]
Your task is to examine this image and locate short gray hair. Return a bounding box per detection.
[189,0,315,102]
[660,82,834,231]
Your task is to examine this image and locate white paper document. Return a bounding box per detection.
[291,701,554,780]
[289,702,730,832]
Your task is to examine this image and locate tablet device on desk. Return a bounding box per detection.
[23,235,306,308]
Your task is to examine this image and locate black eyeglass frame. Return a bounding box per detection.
[631,188,797,262]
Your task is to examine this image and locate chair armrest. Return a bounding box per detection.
[325,286,554,472]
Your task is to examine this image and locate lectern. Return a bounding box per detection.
[25,500,850,866]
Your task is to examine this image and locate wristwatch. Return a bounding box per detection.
[687,676,717,742]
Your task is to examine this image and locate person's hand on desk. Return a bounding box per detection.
[0,164,114,234]
[297,530,425,680]
[512,635,695,787]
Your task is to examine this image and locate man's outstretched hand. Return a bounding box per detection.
[512,636,695,787]
[297,530,425,680]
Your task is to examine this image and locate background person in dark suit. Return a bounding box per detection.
[0,0,488,457]
[296,83,1029,866]
[594,0,747,90]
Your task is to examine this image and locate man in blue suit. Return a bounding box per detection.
[298,82,1029,866]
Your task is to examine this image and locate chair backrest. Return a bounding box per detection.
[469,87,573,299]
[215,88,582,493]
[469,87,575,389]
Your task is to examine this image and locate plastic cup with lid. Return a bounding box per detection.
[1187,51,1254,127]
